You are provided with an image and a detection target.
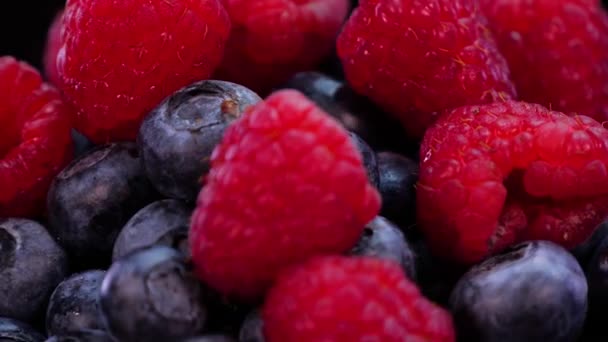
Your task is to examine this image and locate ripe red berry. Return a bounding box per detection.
[337,0,516,139]
[43,9,63,87]
[214,0,350,95]
[58,0,231,143]
[417,100,608,264]
[263,256,455,342]
[0,57,73,218]
[189,89,381,300]
[481,0,608,122]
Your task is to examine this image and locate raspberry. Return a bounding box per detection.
[0,57,73,218]
[481,0,608,122]
[214,0,349,95]
[262,256,455,342]
[189,90,381,299]
[337,0,516,139]
[58,0,231,143]
[43,9,63,87]
[417,101,608,264]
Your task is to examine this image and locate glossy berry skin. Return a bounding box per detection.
[0,57,73,218]
[263,256,455,342]
[113,199,192,261]
[0,317,45,342]
[0,219,68,322]
[450,241,587,342]
[100,246,207,342]
[47,143,159,269]
[138,80,261,201]
[43,10,63,87]
[281,71,411,153]
[377,152,419,226]
[482,0,608,122]
[190,90,381,300]
[58,0,231,143]
[418,101,608,264]
[215,0,349,95]
[337,0,516,139]
[348,132,379,187]
[350,216,416,279]
[46,270,106,337]
[239,309,265,342]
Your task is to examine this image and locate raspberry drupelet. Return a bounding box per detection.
[0,56,73,218]
[58,0,231,143]
[189,90,381,300]
[418,101,608,264]
[337,0,516,139]
[214,0,350,95]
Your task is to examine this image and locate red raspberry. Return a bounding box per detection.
[0,57,73,218]
[58,0,231,143]
[214,0,349,95]
[189,90,381,300]
[44,9,63,87]
[417,101,608,264]
[481,0,608,122]
[337,0,516,139]
[263,256,455,342]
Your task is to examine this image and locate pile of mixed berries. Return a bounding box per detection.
[2,0,608,341]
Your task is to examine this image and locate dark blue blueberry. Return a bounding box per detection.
[112,199,192,261]
[376,152,418,227]
[572,220,608,266]
[138,80,261,202]
[45,270,106,337]
[350,216,416,280]
[100,246,207,341]
[0,219,68,322]
[47,142,159,269]
[0,317,45,341]
[70,129,95,159]
[348,132,379,187]
[280,72,414,154]
[450,241,587,342]
[44,329,114,342]
[238,309,264,342]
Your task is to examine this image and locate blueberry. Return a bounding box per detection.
[572,220,608,266]
[238,309,264,342]
[450,241,587,342]
[0,317,45,342]
[350,216,416,279]
[100,246,207,341]
[44,329,114,342]
[46,270,106,337]
[112,199,192,261]
[138,80,261,202]
[0,218,68,322]
[47,142,159,269]
[376,152,418,227]
[348,132,379,187]
[281,72,412,153]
